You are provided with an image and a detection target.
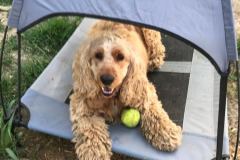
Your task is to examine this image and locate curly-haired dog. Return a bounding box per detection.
[70,20,182,159]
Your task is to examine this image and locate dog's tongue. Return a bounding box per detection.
[102,87,113,96]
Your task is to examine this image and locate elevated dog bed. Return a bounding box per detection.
[0,0,238,159]
[20,19,229,160]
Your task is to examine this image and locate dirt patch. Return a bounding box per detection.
[228,72,239,159]
[17,129,136,160]
[233,0,240,38]
[17,129,77,160]
[0,8,16,37]
[228,1,240,159]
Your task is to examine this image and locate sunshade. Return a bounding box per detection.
[7,0,238,73]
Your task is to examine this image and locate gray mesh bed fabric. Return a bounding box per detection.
[21,19,229,159]
[7,0,238,73]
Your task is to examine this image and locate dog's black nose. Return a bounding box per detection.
[100,74,114,85]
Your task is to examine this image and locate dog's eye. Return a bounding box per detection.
[95,52,103,60]
[116,53,124,61]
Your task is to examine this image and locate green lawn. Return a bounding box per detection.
[0,22,4,32]
[0,0,12,6]
[2,16,81,105]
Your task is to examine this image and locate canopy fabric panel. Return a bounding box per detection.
[7,0,238,73]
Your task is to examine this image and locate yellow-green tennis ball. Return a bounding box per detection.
[121,108,140,128]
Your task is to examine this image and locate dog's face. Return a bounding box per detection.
[89,36,131,98]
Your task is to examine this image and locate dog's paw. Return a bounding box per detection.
[141,111,182,152]
[75,139,112,160]
[145,125,182,152]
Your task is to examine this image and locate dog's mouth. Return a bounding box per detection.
[101,87,116,97]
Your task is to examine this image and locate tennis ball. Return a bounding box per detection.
[121,108,140,128]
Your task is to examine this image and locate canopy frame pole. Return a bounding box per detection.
[215,71,229,160]
[13,32,23,127]
[0,26,9,119]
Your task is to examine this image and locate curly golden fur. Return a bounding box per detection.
[70,20,182,159]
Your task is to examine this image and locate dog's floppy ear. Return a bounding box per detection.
[72,41,99,98]
[120,57,149,110]
[141,28,166,71]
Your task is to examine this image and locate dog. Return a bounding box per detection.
[70,20,182,159]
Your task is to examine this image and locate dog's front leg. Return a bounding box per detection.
[140,84,182,151]
[70,96,112,160]
[73,116,112,160]
[120,79,182,152]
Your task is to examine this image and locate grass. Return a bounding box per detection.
[23,17,81,56]
[20,17,81,92]
[0,0,12,6]
[0,102,18,160]
[228,38,240,82]
[0,16,82,159]
[0,22,4,32]
[1,16,81,105]
[238,38,240,55]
